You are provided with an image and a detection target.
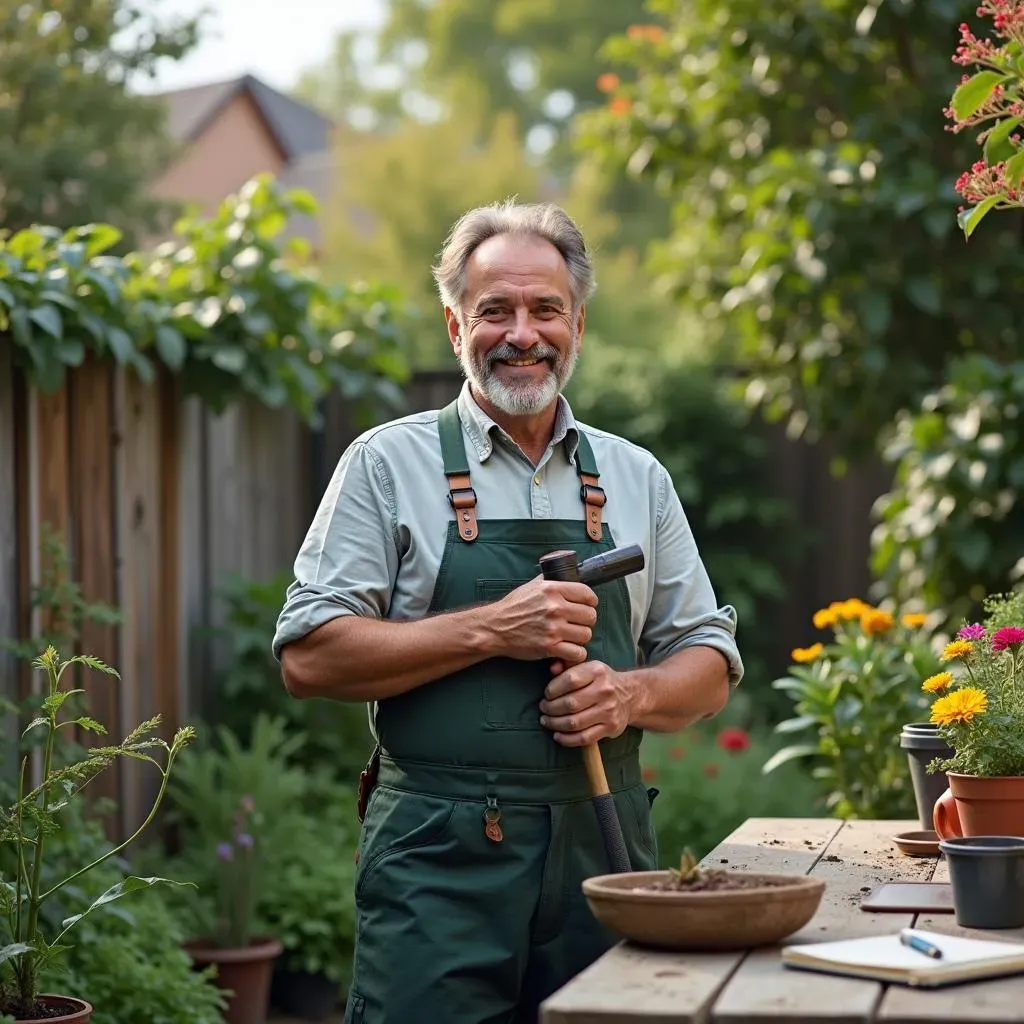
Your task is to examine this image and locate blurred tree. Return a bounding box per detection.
[576,0,1024,464]
[0,1,201,239]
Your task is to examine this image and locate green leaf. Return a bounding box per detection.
[984,117,1022,164]
[211,347,248,374]
[27,304,62,340]
[762,743,820,774]
[0,282,14,308]
[81,224,123,258]
[858,291,891,336]
[21,717,49,738]
[56,340,85,366]
[105,327,134,363]
[0,943,30,967]
[958,195,1002,238]
[905,277,941,315]
[774,714,819,734]
[59,875,195,935]
[155,325,186,369]
[951,71,1007,121]
[1006,150,1024,188]
[71,716,107,735]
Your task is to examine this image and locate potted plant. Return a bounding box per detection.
[926,596,1024,838]
[938,835,1024,929]
[764,599,941,820]
[0,646,194,1022]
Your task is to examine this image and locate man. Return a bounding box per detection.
[274,199,742,1024]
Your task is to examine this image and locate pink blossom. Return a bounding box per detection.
[958,623,987,640]
[991,626,1024,652]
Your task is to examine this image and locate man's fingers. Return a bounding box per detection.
[540,704,605,734]
[551,643,588,666]
[552,723,608,747]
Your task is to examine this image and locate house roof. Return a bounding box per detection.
[159,74,333,161]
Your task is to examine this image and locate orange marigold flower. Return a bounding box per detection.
[791,643,824,664]
[941,639,974,662]
[669,745,685,758]
[837,598,869,620]
[902,612,928,628]
[813,606,839,630]
[609,97,631,116]
[860,608,895,636]
[627,24,664,41]
[596,72,620,93]
[642,765,658,781]
[930,687,987,726]
[922,672,953,694]
[702,763,719,779]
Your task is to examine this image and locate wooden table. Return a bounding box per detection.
[541,817,1024,1023]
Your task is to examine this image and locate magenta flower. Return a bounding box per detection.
[958,623,987,641]
[991,626,1024,652]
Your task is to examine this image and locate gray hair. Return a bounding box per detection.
[432,198,596,316]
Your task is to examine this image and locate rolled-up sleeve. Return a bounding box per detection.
[272,441,398,660]
[639,465,744,685]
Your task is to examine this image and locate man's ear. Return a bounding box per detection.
[574,303,586,350]
[444,306,462,354]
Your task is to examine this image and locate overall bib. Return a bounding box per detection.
[345,401,658,1024]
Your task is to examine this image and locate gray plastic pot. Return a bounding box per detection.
[900,723,953,830]
[938,836,1024,929]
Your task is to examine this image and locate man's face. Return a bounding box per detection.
[447,233,585,417]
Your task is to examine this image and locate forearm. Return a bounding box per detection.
[625,645,731,732]
[280,610,496,702]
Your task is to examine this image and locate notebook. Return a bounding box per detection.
[782,929,1024,988]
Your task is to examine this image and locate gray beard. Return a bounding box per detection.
[459,335,579,417]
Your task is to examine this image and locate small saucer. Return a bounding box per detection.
[892,830,941,857]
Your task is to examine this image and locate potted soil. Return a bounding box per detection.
[582,850,825,951]
[899,722,953,830]
[0,647,195,1022]
[923,616,1024,839]
[938,836,1024,929]
[181,798,282,1024]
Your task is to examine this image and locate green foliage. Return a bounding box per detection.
[203,572,371,781]
[926,598,1024,778]
[765,599,941,819]
[0,2,201,238]
[577,0,1024,462]
[1,174,411,426]
[642,714,820,864]
[872,355,1024,623]
[0,647,194,1017]
[565,345,803,700]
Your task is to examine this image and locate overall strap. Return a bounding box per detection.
[437,400,478,542]
[573,429,606,542]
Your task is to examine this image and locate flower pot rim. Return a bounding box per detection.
[939,835,1024,855]
[946,771,1024,782]
[185,935,283,963]
[12,994,93,1023]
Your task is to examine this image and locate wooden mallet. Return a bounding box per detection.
[538,544,645,874]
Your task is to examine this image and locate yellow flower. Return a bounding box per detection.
[813,606,838,630]
[837,598,870,620]
[902,612,928,628]
[792,643,824,664]
[930,687,987,726]
[860,608,895,636]
[922,671,953,694]
[941,639,974,662]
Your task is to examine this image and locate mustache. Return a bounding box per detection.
[485,342,559,366]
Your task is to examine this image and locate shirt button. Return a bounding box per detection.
[533,476,541,486]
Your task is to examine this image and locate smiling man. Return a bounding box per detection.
[273,200,743,1024]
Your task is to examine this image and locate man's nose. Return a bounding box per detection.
[505,308,539,345]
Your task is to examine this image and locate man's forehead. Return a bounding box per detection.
[465,234,569,292]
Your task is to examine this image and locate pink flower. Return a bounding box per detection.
[991,626,1024,652]
[717,727,750,753]
[958,623,987,641]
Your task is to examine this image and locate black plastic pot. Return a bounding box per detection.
[939,836,1024,929]
[900,723,953,830]
[270,964,341,1021]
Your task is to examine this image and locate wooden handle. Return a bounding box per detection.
[581,743,609,796]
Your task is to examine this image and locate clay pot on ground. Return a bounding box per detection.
[270,963,341,1021]
[899,723,953,830]
[933,773,1024,839]
[185,936,283,1024]
[10,995,92,1023]
[939,835,1024,929]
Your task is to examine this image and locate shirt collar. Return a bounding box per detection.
[456,380,580,464]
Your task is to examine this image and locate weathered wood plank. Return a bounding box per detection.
[711,819,931,1024]
[156,371,180,739]
[0,349,18,706]
[114,368,163,837]
[69,359,120,808]
[877,852,1024,1022]
[540,817,844,1023]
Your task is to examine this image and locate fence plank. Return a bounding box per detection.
[0,350,17,704]
[69,358,120,811]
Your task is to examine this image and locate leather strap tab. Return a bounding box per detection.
[447,470,478,541]
[579,473,605,541]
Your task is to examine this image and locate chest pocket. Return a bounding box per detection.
[474,576,621,731]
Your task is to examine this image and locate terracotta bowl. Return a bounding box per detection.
[582,870,826,951]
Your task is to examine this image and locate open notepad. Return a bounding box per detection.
[782,930,1024,988]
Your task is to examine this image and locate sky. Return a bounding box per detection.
[139,0,384,94]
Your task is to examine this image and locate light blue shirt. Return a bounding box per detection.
[274,382,743,685]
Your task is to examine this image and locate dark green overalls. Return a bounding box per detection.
[345,401,658,1024]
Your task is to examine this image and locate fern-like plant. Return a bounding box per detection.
[0,647,194,1019]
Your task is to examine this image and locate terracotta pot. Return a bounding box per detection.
[933,773,1024,839]
[185,936,283,1024]
[11,995,92,1023]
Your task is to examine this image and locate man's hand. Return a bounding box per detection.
[538,659,639,746]
[486,577,598,664]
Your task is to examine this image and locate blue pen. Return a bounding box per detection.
[900,929,943,960]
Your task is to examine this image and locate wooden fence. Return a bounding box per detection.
[0,356,892,834]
